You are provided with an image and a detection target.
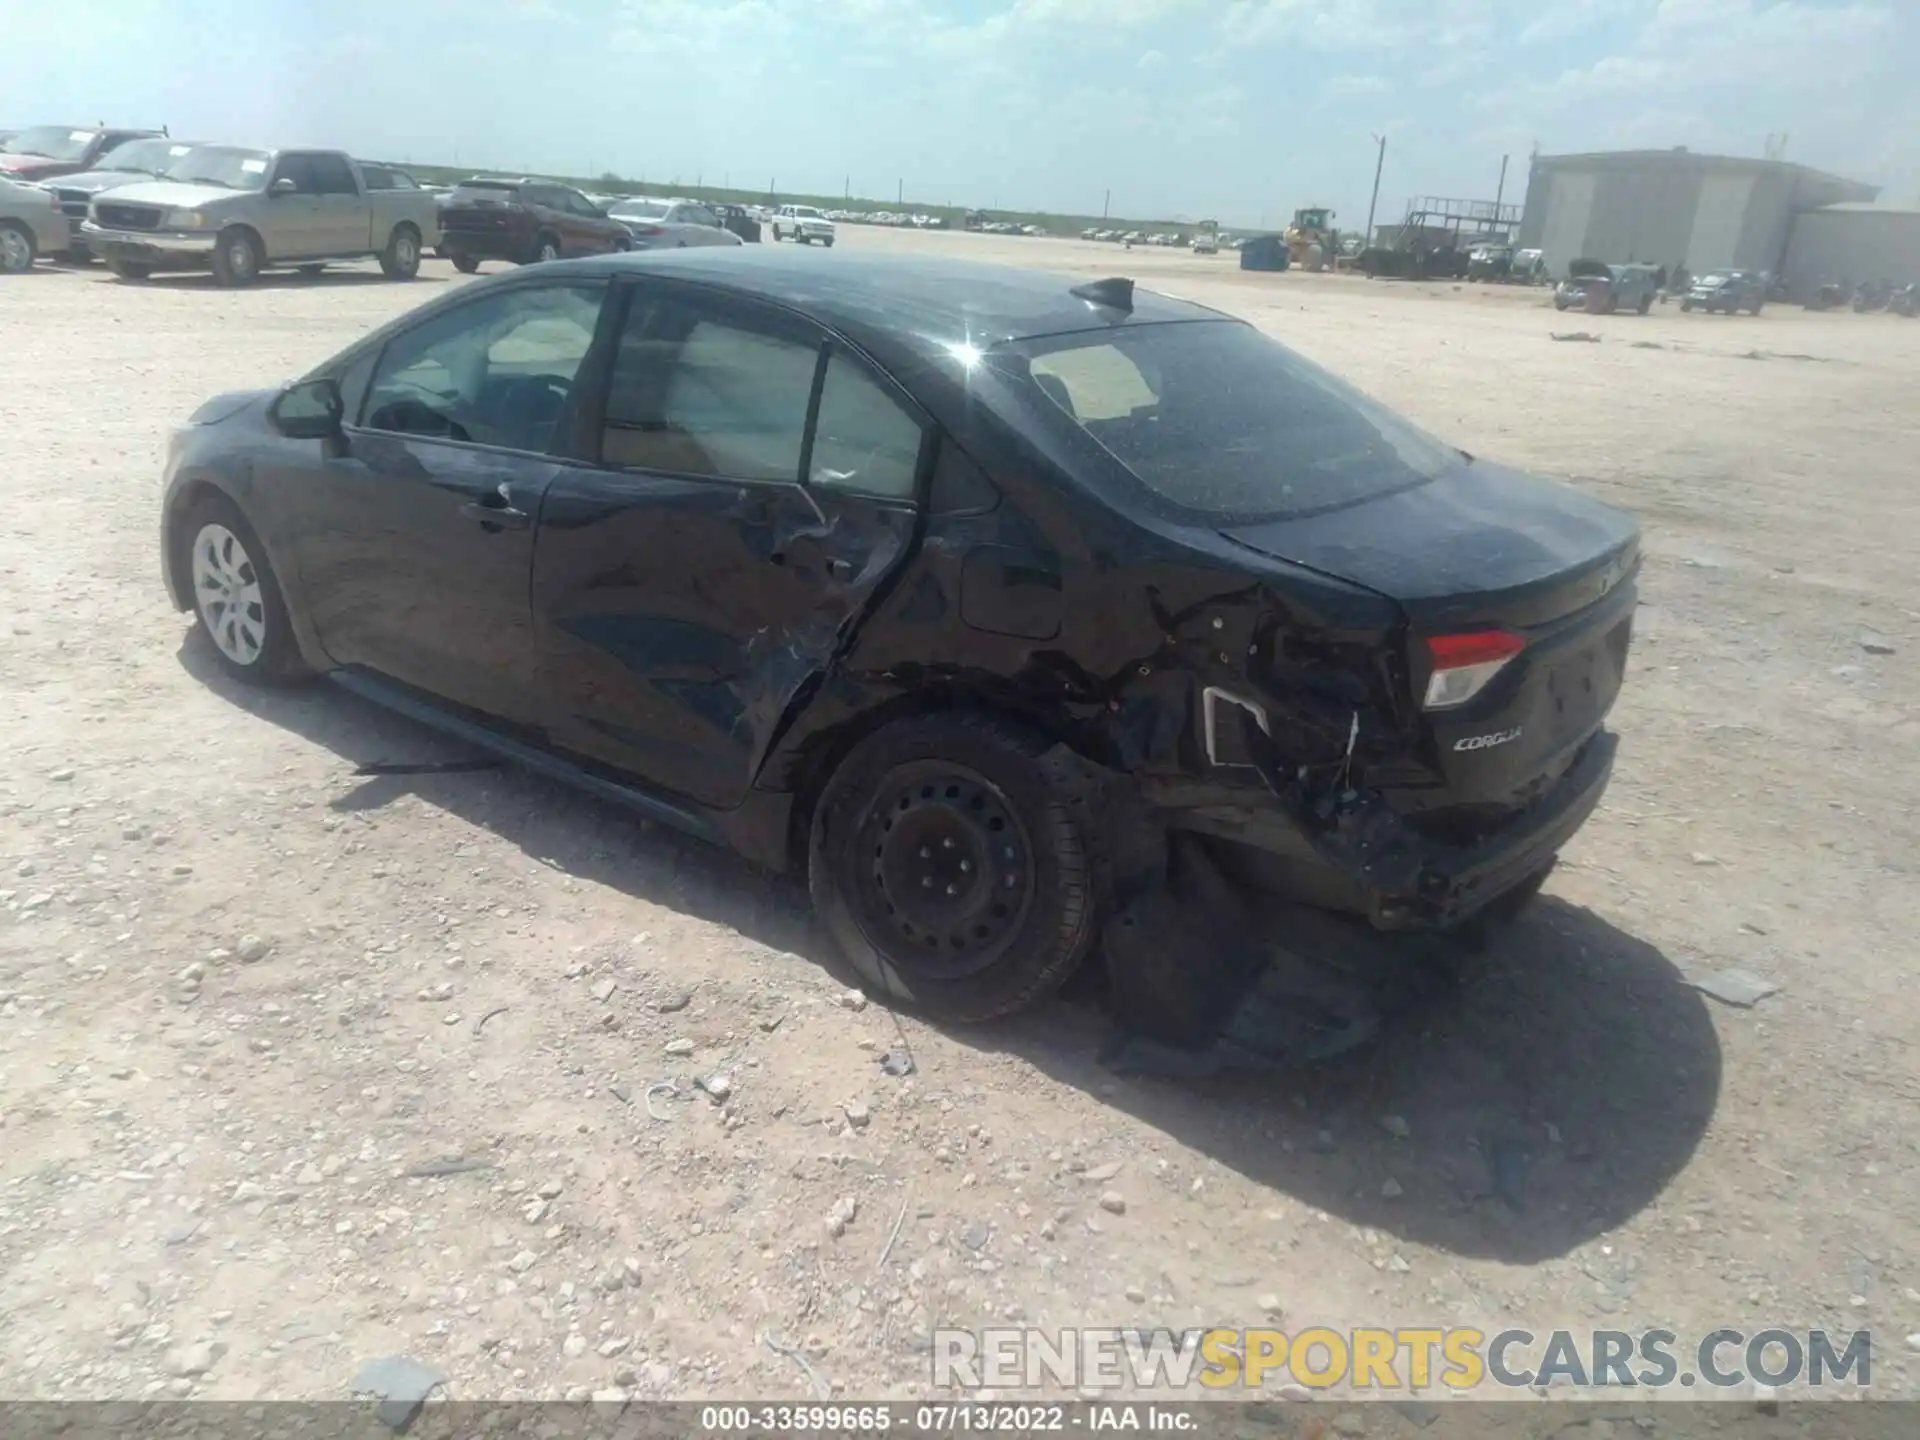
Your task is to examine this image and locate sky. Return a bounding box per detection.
[4,0,1916,227]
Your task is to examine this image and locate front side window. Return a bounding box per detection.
[1004,320,1462,522]
[362,284,605,454]
[272,155,318,194]
[810,352,924,500]
[308,155,359,195]
[601,294,819,480]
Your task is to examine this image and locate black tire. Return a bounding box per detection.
[210,226,263,287]
[807,713,1100,1022]
[0,220,36,274]
[822,237,835,248]
[451,253,480,274]
[531,233,561,264]
[1637,293,1652,315]
[379,223,422,280]
[172,492,307,684]
[1681,299,1693,312]
[797,234,811,245]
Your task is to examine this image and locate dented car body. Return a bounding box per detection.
[160,251,1638,1022]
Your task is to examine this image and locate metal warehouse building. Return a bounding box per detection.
[1517,148,1878,278]
[1780,204,1920,295]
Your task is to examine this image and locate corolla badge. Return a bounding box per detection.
[1454,727,1523,752]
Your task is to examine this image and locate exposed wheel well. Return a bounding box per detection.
[164,481,229,609]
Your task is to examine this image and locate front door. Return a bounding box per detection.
[281,279,609,724]
[532,280,925,808]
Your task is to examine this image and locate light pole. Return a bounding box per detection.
[1366,133,1387,247]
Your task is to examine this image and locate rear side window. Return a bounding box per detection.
[601,296,819,481]
[810,353,924,500]
[1004,321,1462,522]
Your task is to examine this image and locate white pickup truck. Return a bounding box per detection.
[770,204,836,246]
[81,146,440,286]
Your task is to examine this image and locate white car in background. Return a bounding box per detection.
[771,204,835,245]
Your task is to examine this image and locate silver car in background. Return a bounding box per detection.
[48,136,208,261]
[607,196,744,250]
[1,175,69,272]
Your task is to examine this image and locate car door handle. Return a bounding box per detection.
[458,499,530,531]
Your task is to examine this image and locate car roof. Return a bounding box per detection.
[545,249,1228,353]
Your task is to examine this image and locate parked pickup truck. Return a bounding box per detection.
[81,146,440,285]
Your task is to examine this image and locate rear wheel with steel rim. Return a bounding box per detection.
[808,713,1100,1021]
[0,221,36,274]
[175,494,304,682]
[533,234,561,264]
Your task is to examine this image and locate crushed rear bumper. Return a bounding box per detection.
[1142,729,1617,931]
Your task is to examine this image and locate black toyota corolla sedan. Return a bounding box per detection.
[160,250,1638,1023]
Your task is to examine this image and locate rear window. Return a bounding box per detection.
[611,200,670,221]
[449,182,520,205]
[1002,321,1462,523]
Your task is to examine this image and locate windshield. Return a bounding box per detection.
[793,206,823,218]
[164,146,272,190]
[4,126,98,162]
[1003,320,1463,523]
[101,139,198,175]
[611,199,670,221]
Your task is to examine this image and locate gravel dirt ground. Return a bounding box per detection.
[2,225,1917,1421]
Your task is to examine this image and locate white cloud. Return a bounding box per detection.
[1325,73,1390,96]
[1518,0,1644,45]
[1137,48,1169,69]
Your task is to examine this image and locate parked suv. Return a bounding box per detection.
[49,136,207,262]
[1682,270,1765,315]
[770,204,835,245]
[437,177,632,272]
[82,146,440,285]
[0,125,162,182]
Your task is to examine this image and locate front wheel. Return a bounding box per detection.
[822,237,835,248]
[808,713,1100,1022]
[532,234,561,264]
[1637,293,1652,315]
[173,494,306,684]
[451,253,480,274]
[1681,299,1693,312]
[0,220,36,274]
[210,227,263,287]
[379,224,421,279]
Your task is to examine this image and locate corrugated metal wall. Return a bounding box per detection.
[1782,210,1920,295]
[1518,154,1880,280]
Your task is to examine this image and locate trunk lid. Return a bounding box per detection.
[1223,459,1639,808]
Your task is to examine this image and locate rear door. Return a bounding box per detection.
[279,279,610,723]
[532,279,925,807]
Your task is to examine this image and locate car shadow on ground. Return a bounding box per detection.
[181,639,1720,1266]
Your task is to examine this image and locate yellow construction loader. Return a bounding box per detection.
[1284,207,1338,271]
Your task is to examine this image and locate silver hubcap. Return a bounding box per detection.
[192,523,266,666]
[540,243,558,262]
[397,235,416,266]
[229,240,254,277]
[0,229,29,271]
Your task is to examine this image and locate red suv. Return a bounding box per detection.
[437,177,631,272]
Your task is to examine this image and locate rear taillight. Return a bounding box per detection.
[1422,630,1524,709]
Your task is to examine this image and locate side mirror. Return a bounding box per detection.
[270,377,344,440]
[270,176,298,197]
